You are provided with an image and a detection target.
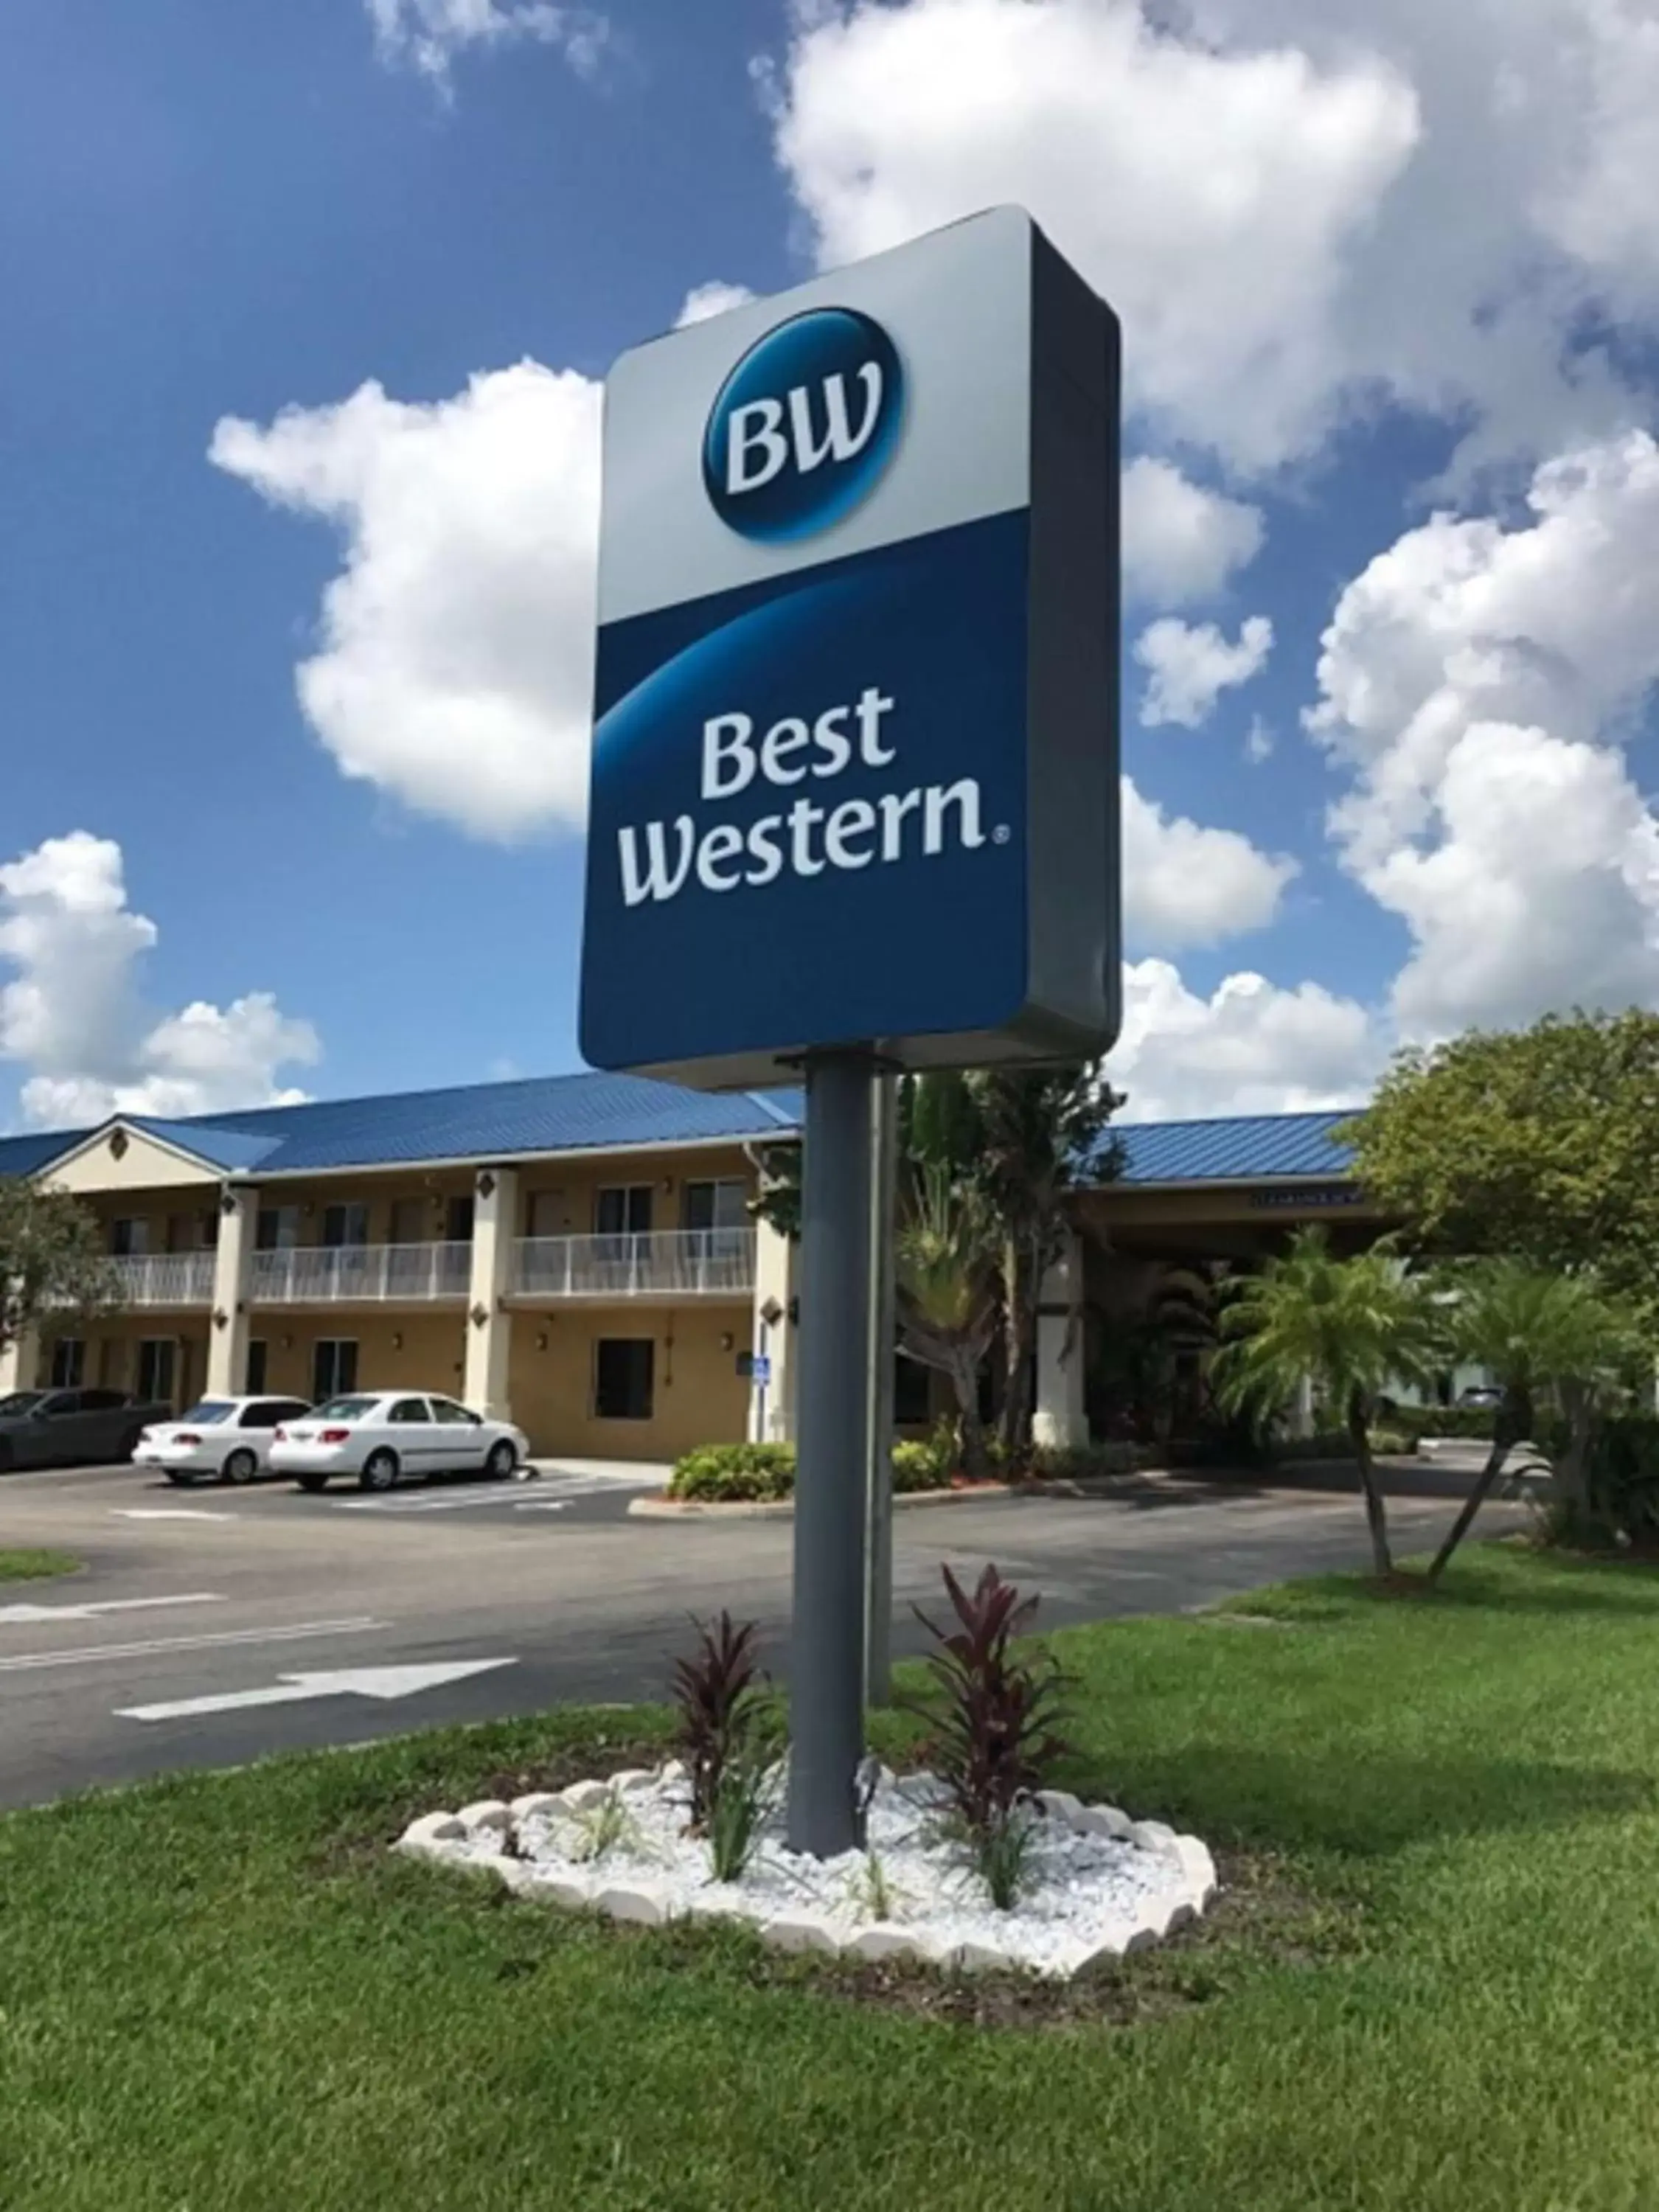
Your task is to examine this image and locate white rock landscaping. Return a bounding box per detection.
[397,1764,1217,1981]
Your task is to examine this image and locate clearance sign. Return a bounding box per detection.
[580,207,1121,1088]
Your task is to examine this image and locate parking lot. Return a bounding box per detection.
[0,1455,1516,1809]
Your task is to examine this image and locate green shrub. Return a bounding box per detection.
[892,1418,960,1491]
[669,1430,970,1502]
[891,1441,943,1492]
[1382,1404,1498,1443]
[668,1443,796,1503]
[1584,1414,1659,1548]
[1023,1441,1141,1481]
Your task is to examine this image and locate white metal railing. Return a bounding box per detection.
[104,1251,217,1307]
[249,1241,473,1306]
[511,1228,756,1301]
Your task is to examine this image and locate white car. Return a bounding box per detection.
[269,1391,530,1493]
[133,1396,316,1487]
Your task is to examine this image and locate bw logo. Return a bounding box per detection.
[702,307,904,544]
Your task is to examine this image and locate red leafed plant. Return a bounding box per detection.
[670,1611,766,1833]
[908,1563,1070,1907]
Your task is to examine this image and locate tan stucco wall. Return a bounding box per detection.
[248,1312,467,1402]
[44,1131,217,1195]
[42,1315,213,1412]
[507,1302,751,1461]
[517,1146,757,1237]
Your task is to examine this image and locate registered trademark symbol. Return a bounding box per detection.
[992,823,1011,845]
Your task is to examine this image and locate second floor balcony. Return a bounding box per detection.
[103,1251,218,1308]
[511,1228,756,1301]
[249,1240,474,1306]
[83,1229,759,1313]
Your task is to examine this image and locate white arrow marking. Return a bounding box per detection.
[116,1656,515,1722]
[0,1617,385,1674]
[0,1591,223,1626]
[112,1509,237,1523]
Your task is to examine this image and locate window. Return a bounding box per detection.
[388,1397,430,1425]
[111,1218,149,1257]
[136,1339,176,1404]
[321,1203,369,1249]
[430,1397,479,1425]
[445,1196,475,1243]
[49,1338,86,1388]
[245,1339,268,1394]
[81,1388,128,1412]
[594,1338,654,1421]
[178,1401,236,1426]
[594,1186,653,1237]
[255,1206,300,1251]
[314,1396,377,1421]
[40,1393,81,1419]
[388,1197,426,1247]
[312,1339,359,1401]
[683,1180,749,1233]
[244,1399,309,1427]
[164,1214,198,1254]
[894,1352,933,1427]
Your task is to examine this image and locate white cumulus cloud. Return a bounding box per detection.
[1122,778,1295,950]
[365,0,607,87]
[210,363,602,842]
[1136,615,1273,729]
[676,281,757,328]
[769,0,1658,476]
[1308,428,1659,1036]
[1121,456,1264,608]
[0,833,319,1130]
[1105,957,1380,1121]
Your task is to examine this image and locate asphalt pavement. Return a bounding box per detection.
[0,1454,1520,1809]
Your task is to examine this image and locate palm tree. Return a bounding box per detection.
[957,1067,1122,1455]
[894,1165,1000,1478]
[1213,1227,1446,1576]
[1428,1264,1637,1580]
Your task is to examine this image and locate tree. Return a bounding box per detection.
[0,1180,117,1361]
[1212,1228,1446,1576]
[894,1166,999,1478]
[967,1068,1122,1455]
[1347,1012,1659,1319]
[1427,1262,1638,1582]
[748,1065,1122,1460]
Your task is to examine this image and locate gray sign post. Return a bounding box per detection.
[789,1053,876,1852]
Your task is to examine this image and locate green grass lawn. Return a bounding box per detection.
[5,1545,1659,2211]
[0,1547,77,1582]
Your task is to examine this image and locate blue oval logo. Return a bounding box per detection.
[702,307,904,543]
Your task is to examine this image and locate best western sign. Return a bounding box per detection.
[580,207,1121,1088]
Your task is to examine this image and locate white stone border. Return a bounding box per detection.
[395,1770,1217,1980]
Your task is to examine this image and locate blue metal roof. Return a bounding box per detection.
[1107,1109,1359,1186]
[0,1079,1360,1190]
[0,1127,93,1180]
[0,1072,806,1182]
[131,1119,287,1172]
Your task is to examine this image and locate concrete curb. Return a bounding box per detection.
[628,1482,1020,1520]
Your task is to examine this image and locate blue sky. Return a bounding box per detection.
[3,0,1657,1130]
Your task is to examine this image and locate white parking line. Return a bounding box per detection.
[111,1509,239,1523]
[0,1616,387,1674]
[332,1475,650,1514]
[330,1490,534,1514]
[0,1592,224,1627]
